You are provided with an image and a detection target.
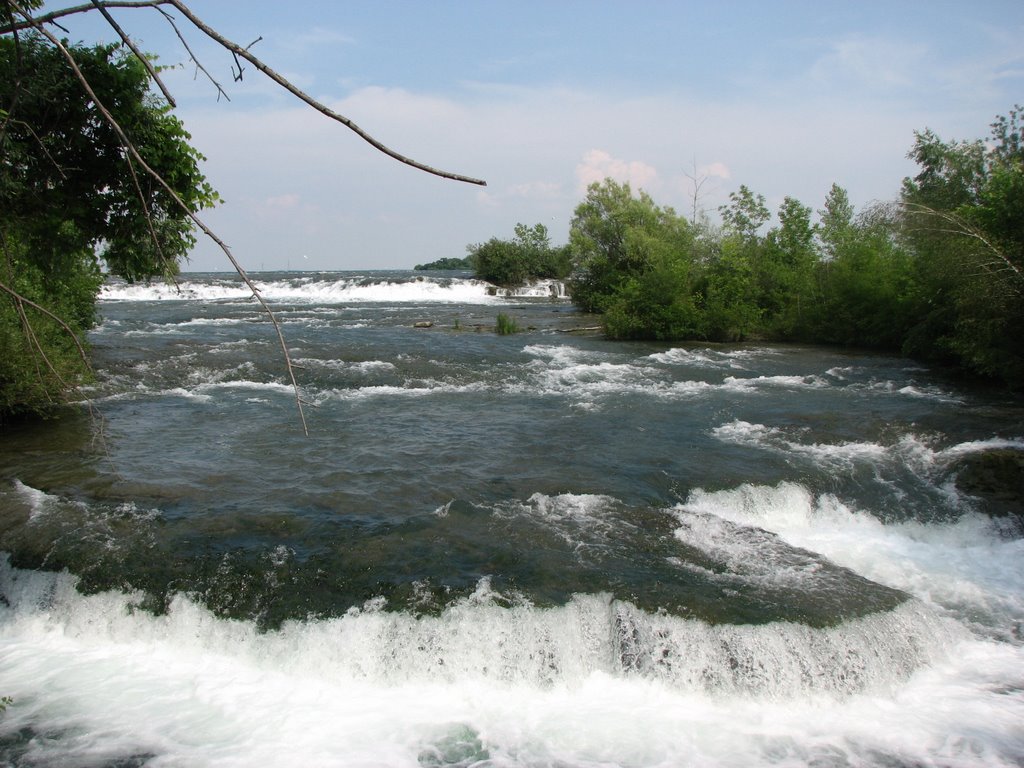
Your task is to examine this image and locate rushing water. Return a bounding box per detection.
[1,270,1022,767]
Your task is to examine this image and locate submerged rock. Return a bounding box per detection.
[952,448,1024,518]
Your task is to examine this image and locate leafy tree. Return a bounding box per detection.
[817,183,855,261]
[718,184,770,242]
[754,196,818,337]
[602,228,701,340]
[698,235,760,341]
[568,178,693,313]
[811,204,915,348]
[900,107,1024,384]
[1,2,485,427]
[1,33,218,416]
[468,222,568,287]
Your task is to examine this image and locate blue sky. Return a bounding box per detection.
[41,1,1024,271]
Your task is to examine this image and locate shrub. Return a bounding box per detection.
[495,313,520,335]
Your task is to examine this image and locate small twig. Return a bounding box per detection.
[231,36,260,82]
[153,4,230,102]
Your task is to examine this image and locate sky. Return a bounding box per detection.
[36,0,1024,272]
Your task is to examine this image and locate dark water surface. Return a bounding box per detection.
[1,271,1022,767]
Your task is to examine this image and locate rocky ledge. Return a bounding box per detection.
[951,448,1024,520]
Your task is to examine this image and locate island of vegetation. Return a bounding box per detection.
[457,108,1023,389]
[413,256,474,271]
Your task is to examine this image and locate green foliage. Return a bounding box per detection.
[553,109,1022,391]
[899,106,1024,385]
[0,33,218,416]
[0,695,11,713]
[414,256,473,270]
[603,241,700,340]
[698,235,760,341]
[568,179,694,314]
[758,196,819,338]
[818,183,855,260]
[810,205,916,348]
[718,184,770,242]
[494,313,520,335]
[469,222,569,287]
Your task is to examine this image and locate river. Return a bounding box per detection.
[0,271,1021,766]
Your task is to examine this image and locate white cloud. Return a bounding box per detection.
[699,162,731,180]
[178,69,1006,270]
[507,181,563,199]
[575,150,659,195]
[262,193,301,210]
[810,36,928,90]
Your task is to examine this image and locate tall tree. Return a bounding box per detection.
[759,196,818,337]
[1,33,217,415]
[568,178,691,313]
[718,185,769,243]
[900,107,1024,384]
[817,183,855,261]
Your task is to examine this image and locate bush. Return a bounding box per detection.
[469,223,568,287]
[495,313,520,335]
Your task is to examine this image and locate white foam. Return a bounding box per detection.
[291,357,397,375]
[318,381,489,403]
[678,482,1024,638]
[712,421,1024,480]
[0,556,1020,767]
[99,274,560,306]
[494,493,623,551]
[648,346,775,369]
[722,373,831,391]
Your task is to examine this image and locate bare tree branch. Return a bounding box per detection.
[89,0,175,107]
[683,158,710,226]
[12,2,309,434]
[1,1,162,34]
[152,4,230,101]
[3,0,487,186]
[899,200,1023,293]
[163,0,486,186]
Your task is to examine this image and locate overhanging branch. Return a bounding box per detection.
[13,2,310,434]
[3,0,488,187]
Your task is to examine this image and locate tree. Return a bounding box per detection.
[468,222,569,287]
[718,184,769,243]
[810,203,915,349]
[1,33,218,415]
[759,196,818,337]
[0,1,485,425]
[602,228,701,340]
[698,235,760,341]
[900,107,1024,384]
[564,178,700,338]
[568,179,691,313]
[817,183,855,261]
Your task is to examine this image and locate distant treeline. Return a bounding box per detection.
[451,107,1024,388]
[414,256,474,271]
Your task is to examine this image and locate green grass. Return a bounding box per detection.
[495,313,520,335]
